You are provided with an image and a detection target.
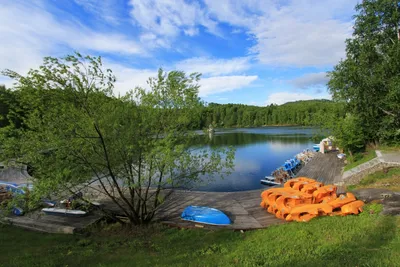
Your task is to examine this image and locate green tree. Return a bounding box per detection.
[328,0,400,145]
[333,114,365,156]
[1,53,234,225]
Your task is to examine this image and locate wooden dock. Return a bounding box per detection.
[296,152,344,185]
[3,211,102,234]
[157,189,283,230]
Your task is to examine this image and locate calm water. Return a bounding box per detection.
[192,127,316,192]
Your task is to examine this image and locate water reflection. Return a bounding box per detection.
[191,127,316,192]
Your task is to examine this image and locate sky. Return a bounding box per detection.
[0,0,359,106]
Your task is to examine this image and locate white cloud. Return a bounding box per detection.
[128,0,220,40]
[0,1,144,83]
[265,92,330,105]
[104,62,157,96]
[289,72,330,89]
[199,75,258,97]
[73,0,123,25]
[175,57,251,76]
[251,17,352,66]
[204,0,260,27]
[203,0,358,67]
[105,60,258,98]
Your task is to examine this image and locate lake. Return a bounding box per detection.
[192,127,317,192]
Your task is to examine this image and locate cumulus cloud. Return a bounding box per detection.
[265,92,330,105]
[203,0,357,67]
[103,61,157,96]
[175,57,251,76]
[128,0,220,39]
[102,60,258,98]
[0,1,144,81]
[199,75,258,97]
[289,72,330,89]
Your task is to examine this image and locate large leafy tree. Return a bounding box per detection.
[328,0,400,145]
[0,53,234,225]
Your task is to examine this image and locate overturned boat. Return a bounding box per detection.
[181,206,231,226]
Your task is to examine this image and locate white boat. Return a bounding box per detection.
[260,179,281,186]
[42,208,87,217]
[264,176,276,181]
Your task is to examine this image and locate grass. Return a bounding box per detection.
[344,149,377,171]
[1,205,400,267]
[347,167,400,192]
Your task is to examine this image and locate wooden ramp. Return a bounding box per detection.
[2,211,102,234]
[156,189,283,230]
[295,152,344,185]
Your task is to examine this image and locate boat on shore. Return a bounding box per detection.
[260,179,281,186]
[260,149,315,186]
[313,144,320,152]
[42,208,87,217]
[181,206,231,226]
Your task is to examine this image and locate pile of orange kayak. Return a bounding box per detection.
[260,177,364,222]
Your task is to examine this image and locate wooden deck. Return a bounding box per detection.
[156,189,283,230]
[3,211,102,234]
[296,152,344,185]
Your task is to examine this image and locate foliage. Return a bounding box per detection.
[312,109,366,155]
[0,53,234,225]
[328,0,400,145]
[0,213,399,266]
[343,149,377,171]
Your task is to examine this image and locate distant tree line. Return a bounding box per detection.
[1,85,344,131]
[199,100,345,129]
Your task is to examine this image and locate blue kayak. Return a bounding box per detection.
[181,206,231,226]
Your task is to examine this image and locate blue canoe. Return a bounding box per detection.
[181,206,231,226]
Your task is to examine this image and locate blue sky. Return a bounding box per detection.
[0,0,358,105]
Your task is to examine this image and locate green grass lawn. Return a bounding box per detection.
[344,149,377,171]
[347,168,400,192]
[1,204,399,267]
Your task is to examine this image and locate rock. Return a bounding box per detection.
[352,188,394,202]
[352,190,400,216]
[381,206,400,216]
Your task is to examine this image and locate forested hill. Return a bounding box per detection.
[199,99,344,128]
[1,84,342,130]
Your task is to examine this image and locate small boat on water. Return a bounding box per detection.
[42,208,87,217]
[181,206,231,226]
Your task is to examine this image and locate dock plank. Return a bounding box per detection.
[295,152,344,185]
